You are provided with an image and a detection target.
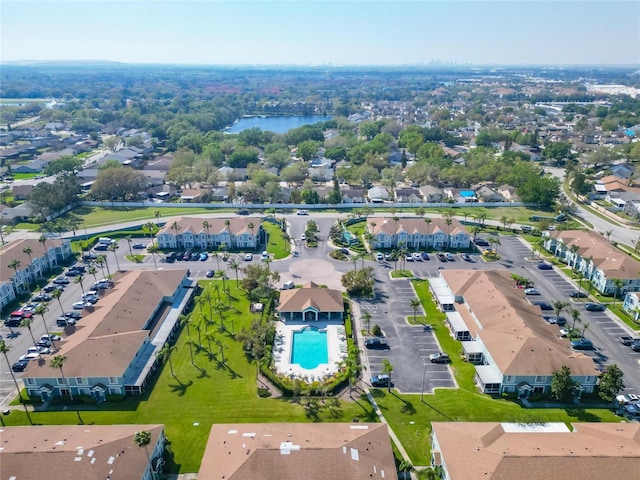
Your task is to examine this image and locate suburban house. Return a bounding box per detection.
[198,423,396,480]
[278,281,344,322]
[544,230,640,295]
[431,269,599,396]
[340,186,367,204]
[419,185,445,203]
[11,159,46,173]
[431,422,640,480]
[0,238,72,308]
[0,424,166,480]
[367,186,390,203]
[623,291,640,320]
[156,217,262,250]
[367,217,471,250]
[394,186,422,203]
[21,269,194,399]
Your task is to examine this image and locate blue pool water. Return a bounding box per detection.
[291,328,328,369]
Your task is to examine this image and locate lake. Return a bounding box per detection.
[224,115,332,134]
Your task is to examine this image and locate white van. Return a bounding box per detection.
[98,237,114,245]
[282,280,295,290]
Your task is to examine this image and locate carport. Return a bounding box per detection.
[429,277,456,311]
[446,311,471,341]
[475,365,501,394]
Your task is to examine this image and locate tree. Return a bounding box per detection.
[551,365,579,402]
[362,311,372,333]
[51,288,64,315]
[517,175,561,207]
[156,343,178,380]
[43,155,83,176]
[91,166,146,201]
[133,430,155,480]
[553,300,569,320]
[0,340,32,423]
[570,308,582,333]
[341,267,375,297]
[125,235,133,257]
[410,298,422,323]
[202,220,211,249]
[109,242,121,271]
[382,359,394,393]
[612,278,626,305]
[229,259,240,286]
[598,364,625,403]
[236,318,271,379]
[74,274,86,297]
[50,355,74,401]
[35,304,55,350]
[20,316,37,345]
[8,259,24,291]
[297,140,319,161]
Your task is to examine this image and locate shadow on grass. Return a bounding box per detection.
[391,391,417,415]
[168,379,194,396]
[564,408,604,422]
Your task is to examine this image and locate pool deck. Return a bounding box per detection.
[273,319,347,383]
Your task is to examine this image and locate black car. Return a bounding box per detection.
[532,301,553,311]
[632,341,640,352]
[56,317,76,327]
[64,311,82,320]
[175,251,185,261]
[43,284,62,293]
[53,276,70,285]
[12,360,29,372]
[585,303,606,312]
[237,209,250,215]
[132,243,147,249]
[65,269,80,276]
[569,290,588,298]
[365,337,389,349]
[475,239,490,247]
[32,293,51,302]
[205,270,215,278]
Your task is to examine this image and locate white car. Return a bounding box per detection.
[524,288,541,295]
[375,252,384,261]
[72,301,87,310]
[19,352,40,361]
[300,234,306,241]
[41,333,62,342]
[559,328,570,337]
[412,252,422,261]
[27,346,51,355]
[244,253,253,261]
[616,394,640,405]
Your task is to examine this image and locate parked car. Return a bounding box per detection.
[43,284,64,293]
[84,295,99,305]
[571,338,594,350]
[370,374,390,387]
[27,345,50,355]
[300,234,306,241]
[36,338,52,348]
[199,252,209,261]
[384,253,391,261]
[261,251,270,261]
[205,270,215,278]
[412,252,422,261]
[32,293,51,302]
[616,394,640,405]
[365,337,389,349]
[524,288,540,295]
[41,333,62,342]
[421,252,430,260]
[82,252,98,260]
[475,239,490,247]
[537,262,553,270]
[72,301,87,310]
[623,404,640,416]
[445,253,455,261]
[19,351,41,361]
[53,276,70,285]
[375,252,384,261]
[175,251,185,261]
[585,303,606,312]
[296,209,309,215]
[282,280,295,290]
[532,301,553,311]
[56,317,77,327]
[341,248,350,255]
[405,254,413,262]
[64,311,83,319]
[132,243,147,249]
[569,290,588,298]
[460,253,472,262]
[632,340,640,352]
[237,209,250,215]
[620,336,637,346]
[559,328,571,337]
[244,253,253,261]
[429,352,450,363]
[437,253,447,262]
[12,359,29,372]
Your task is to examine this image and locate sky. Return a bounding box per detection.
[1,0,639,66]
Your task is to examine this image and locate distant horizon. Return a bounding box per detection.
[2,1,639,66]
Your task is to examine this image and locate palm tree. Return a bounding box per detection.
[87,266,98,284]
[362,311,372,333]
[125,235,133,257]
[133,430,155,480]
[339,343,362,399]
[229,259,240,287]
[8,259,23,292]
[170,221,182,248]
[492,236,501,254]
[581,322,590,339]
[154,210,161,226]
[0,340,32,423]
[568,244,580,272]
[147,244,159,270]
[603,230,613,242]
[216,338,226,365]
[612,278,626,306]
[553,300,569,321]
[203,330,217,356]
[51,288,64,315]
[100,254,111,278]
[143,222,158,247]
[109,243,121,271]
[444,218,453,249]
[156,343,177,380]
[95,255,106,278]
[50,355,73,401]
[39,234,51,270]
[22,246,34,283]
[382,358,394,393]
[74,274,86,296]
[20,316,37,344]
[202,220,211,249]
[410,298,422,323]
[570,308,582,333]
[35,304,56,350]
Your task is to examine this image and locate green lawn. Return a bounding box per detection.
[11,172,40,180]
[4,281,376,473]
[261,220,289,259]
[391,270,413,278]
[58,206,216,228]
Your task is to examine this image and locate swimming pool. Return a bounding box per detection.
[291,327,328,369]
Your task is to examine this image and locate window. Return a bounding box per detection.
[586,376,595,383]
[108,377,118,384]
[505,376,515,383]
[535,376,546,383]
[57,378,66,385]
[79,388,90,395]
[76,377,88,385]
[26,378,36,385]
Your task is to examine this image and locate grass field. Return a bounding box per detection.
[261,220,289,259]
[60,206,217,228]
[4,280,376,473]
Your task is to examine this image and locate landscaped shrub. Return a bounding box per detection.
[105,394,126,403]
[257,387,272,398]
[372,324,382,337]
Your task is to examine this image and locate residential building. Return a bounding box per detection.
[431,269,598,396]
[198,423,396,480]
[394,186,422,203]
[0,424,165,480]
[367,186,390,203]
[156,217,262,250]
[278,281,344,322]
[431,422,640,480]
[544,230,640,295]
[21,269,194,399]
[0,238,72,308]
[367,217,470,250]
[419,185,444,203]
[622,291,640,320]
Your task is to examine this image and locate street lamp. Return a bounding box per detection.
[420,358,428,402]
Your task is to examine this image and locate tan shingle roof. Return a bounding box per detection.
[278,286,344,313]
[157,216,257,236]
[0,424,164,480]
[550,230,640,279]
[368,217,467,236]
[198,423,396,480]
[440,270,598,376]
[432,422,640,480]
[0,238,65,281]
[23,269,187,378]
